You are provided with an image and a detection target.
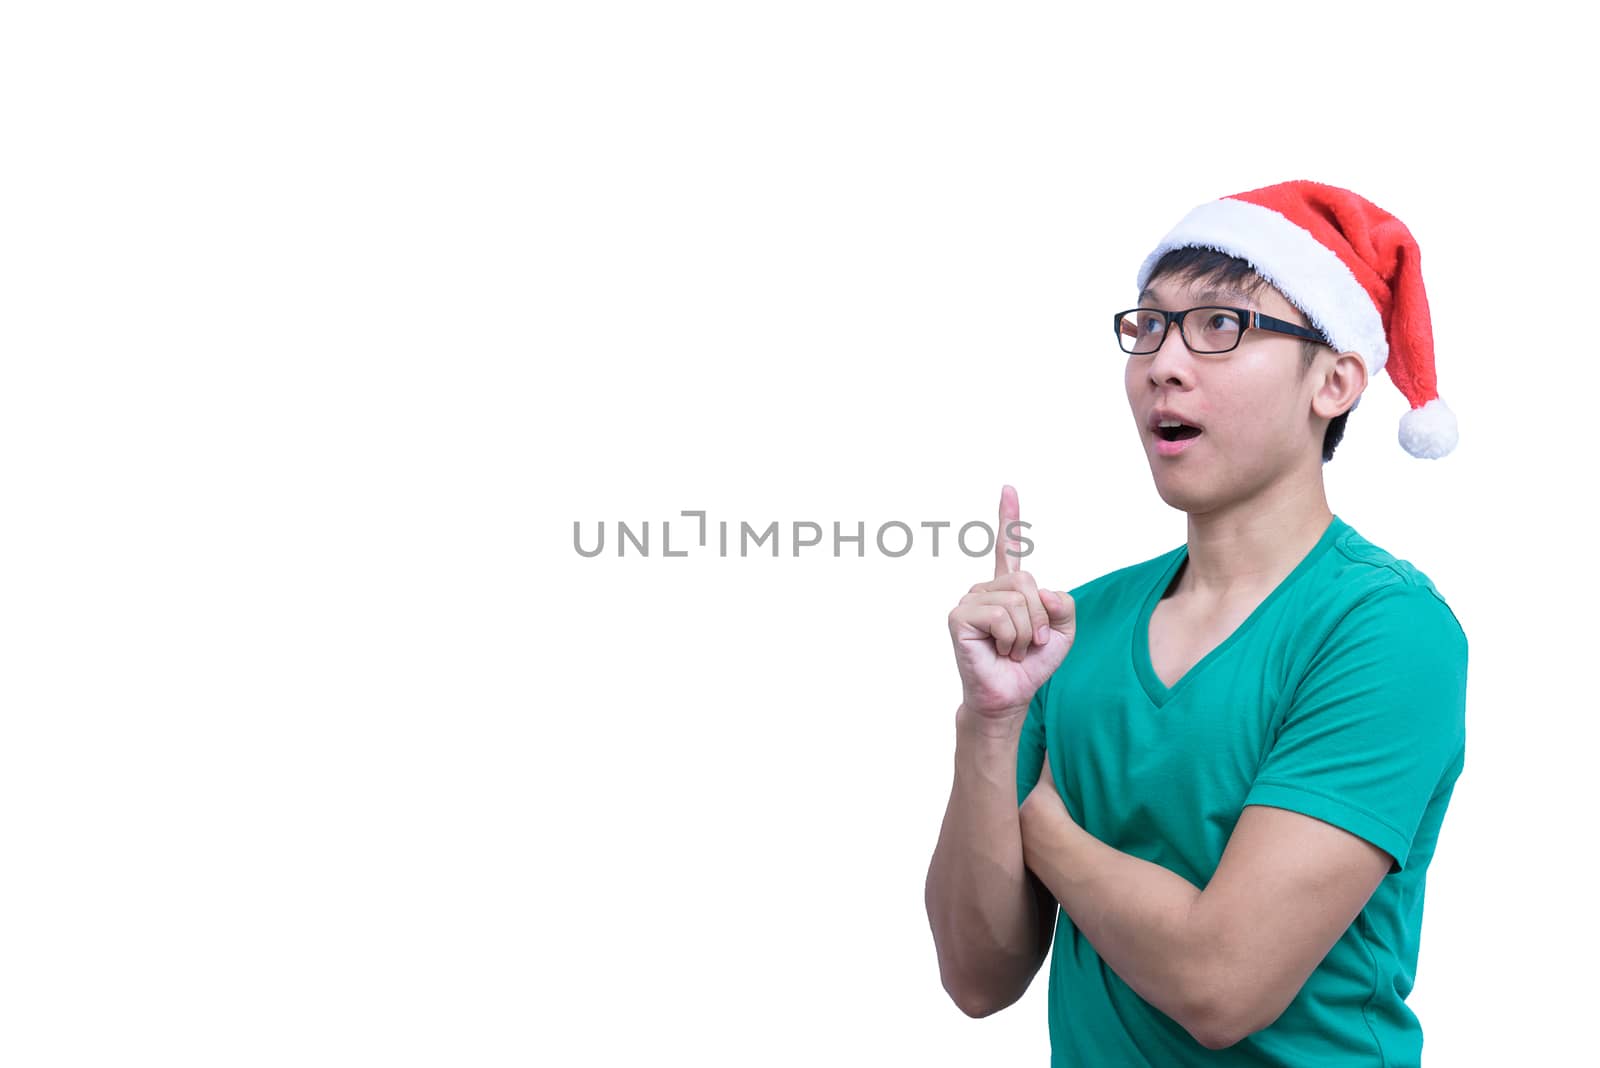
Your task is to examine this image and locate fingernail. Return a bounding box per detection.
[1035,627,1049,646]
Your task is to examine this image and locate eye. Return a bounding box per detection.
[1206,312,1239,332]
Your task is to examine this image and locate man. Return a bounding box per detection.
[924,180,1467,1065]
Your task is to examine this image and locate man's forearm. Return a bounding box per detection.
[1020,799,1214,1041]
[925,704,1050,1016]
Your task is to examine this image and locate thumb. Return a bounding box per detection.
[1040,589,1075,633]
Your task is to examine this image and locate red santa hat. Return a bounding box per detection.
[1135,180,1458,459]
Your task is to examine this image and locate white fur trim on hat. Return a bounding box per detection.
[1135,198,1390,377]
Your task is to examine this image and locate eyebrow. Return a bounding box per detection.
[1137,286,1259,308]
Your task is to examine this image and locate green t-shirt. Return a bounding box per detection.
[1016,514,1468,1067]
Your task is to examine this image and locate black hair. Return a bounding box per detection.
[1143,246,1351,463]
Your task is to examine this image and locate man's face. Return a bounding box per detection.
[1123,271,1325,514]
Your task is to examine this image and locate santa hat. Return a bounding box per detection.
[1135,180,1458,459]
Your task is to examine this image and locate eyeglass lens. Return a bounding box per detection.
[1118,307,1243,354]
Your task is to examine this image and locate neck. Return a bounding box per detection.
[1175,483,1334,601]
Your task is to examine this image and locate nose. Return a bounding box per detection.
[1145,312,1198,385]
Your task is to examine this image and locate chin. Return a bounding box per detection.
[1154,483,1210,513]
[1147,459,1221,512]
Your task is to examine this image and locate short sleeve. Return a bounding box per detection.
[1015,672,1052,807]
[1244,583,1468,873]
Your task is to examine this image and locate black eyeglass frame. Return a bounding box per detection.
[1112,306,1332,355]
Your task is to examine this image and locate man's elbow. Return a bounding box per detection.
[948,988,1002,1020]
[1180,977,1289,1051]
[937,965,1029,1019]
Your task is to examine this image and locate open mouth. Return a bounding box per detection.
[1156,424,1203,442]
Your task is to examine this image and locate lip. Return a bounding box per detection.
[1152,428,1203,457]
[1147,406,1204,432]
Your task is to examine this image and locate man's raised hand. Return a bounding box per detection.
[946,484,1076,723]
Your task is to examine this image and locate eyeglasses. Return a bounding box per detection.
[1113,306,1330,356]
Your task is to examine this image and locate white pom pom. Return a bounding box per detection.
[1398,397,1458,459]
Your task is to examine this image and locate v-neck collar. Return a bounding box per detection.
[1132,515,1346,707]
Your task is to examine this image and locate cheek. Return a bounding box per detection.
[1208,367,1293,435]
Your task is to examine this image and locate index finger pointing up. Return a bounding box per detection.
[995,483,1020,578]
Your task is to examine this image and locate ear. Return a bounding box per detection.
[1312,349,1368,420]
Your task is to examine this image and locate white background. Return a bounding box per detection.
[3,2,1593,1065]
